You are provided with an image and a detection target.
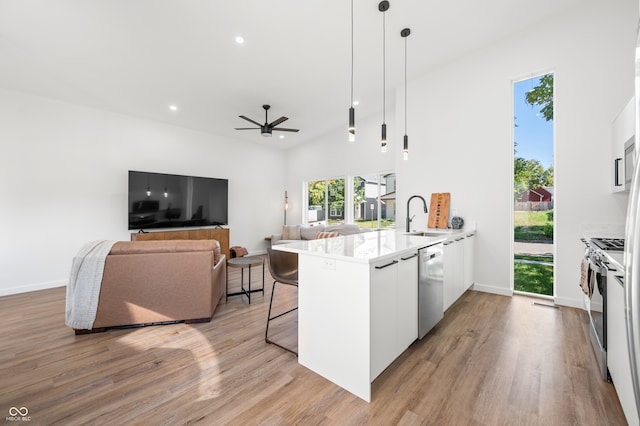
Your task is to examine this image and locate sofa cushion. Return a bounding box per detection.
[300,224,325,240]
[315,231,341,239]
[282,225,301,240]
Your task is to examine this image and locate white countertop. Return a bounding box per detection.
[274,228,473,264]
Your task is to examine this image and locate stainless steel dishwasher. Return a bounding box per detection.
[418,243,444,339]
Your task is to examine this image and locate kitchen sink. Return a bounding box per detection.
[407,231,450,237]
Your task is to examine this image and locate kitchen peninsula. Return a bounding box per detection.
[274,228,474,402]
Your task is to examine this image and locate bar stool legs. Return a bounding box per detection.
[265,279,298,357]
[264,248,299,357]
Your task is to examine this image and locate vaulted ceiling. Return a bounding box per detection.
[0,0,582,148]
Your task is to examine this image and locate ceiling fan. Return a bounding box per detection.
[235,105,299,137]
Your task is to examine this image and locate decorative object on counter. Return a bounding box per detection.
[428,192,450,229]
[451,216,464,229]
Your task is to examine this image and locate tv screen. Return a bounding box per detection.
[128,171,228,230]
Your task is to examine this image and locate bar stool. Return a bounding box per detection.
[265,248,299,356]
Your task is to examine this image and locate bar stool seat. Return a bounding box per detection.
[265,248,298,356]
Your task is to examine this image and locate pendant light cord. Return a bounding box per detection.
[382,9,386,123]
[404,35,407,134]
[351,0,354,106]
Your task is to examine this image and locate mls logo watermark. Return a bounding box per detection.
[6,407,31,422]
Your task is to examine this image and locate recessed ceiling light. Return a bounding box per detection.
[169,104,178,111]
[353,100,359,106]
[235,36,245,44]
[279,135,285,139]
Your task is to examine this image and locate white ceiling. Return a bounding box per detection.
[0,0,582,149]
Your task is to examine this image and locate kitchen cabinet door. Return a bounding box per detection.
[370,257,398,381]
[397,251,418,353]
[606,266,639,425]
[464,233,475,290]
[453,237,465,298]
[443,241,456,311]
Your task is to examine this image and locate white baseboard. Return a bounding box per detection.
[471,282,513,297]
[472,283,585,310]
[0,280,67,297]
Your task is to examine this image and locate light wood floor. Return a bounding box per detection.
[0,260,628,425]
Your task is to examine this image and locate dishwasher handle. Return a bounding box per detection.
[427,252,441,260]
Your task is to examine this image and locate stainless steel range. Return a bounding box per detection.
[586,237,624,381]
[591,237,625,251]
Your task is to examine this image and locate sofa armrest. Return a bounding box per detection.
[271,233,283,244]
[211,253,226,308]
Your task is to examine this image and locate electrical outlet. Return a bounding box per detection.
[323,258,336,270]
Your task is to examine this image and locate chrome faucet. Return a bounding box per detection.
[406,195,428,232]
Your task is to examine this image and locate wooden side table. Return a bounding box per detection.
[226,256,265,304]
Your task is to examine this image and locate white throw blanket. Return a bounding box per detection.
[65,240,117,329]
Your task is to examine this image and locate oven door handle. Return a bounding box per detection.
[601,260,617,272]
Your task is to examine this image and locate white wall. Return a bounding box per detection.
[394,0,636,306]
[0,89,286,295]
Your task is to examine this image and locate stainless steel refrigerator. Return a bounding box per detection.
[624,28,640,422]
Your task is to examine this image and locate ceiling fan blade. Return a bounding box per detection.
[273,128,299,132]
[239,115,262,127]
[234,127,259,130]
[268,116,288,127]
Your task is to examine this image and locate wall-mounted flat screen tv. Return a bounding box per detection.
[128,170,228,230]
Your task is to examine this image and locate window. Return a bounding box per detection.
[307,178,345,225]
[305,171,395,229]
[354,173,396,229]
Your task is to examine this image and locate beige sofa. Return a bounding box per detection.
[77,239,226,334]
[271,223,369,245]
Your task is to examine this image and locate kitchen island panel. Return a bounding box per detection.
[298,254,372,402]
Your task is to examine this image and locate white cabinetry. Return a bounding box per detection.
[463,233,475,290]
[606,265,639,425]
[443,240,456,310]
[370,257,398,380]
[612,97,635,192]
[370,251,419,380]
[444,233,475,311]
[397,251,419,353]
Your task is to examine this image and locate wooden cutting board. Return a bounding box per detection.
[428,193,450,229]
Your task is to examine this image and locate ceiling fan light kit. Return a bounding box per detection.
[234,104,299,138]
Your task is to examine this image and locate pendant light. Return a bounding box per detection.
[379,1,389,153]
[401,28,410,160]
[348,0,356,142]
